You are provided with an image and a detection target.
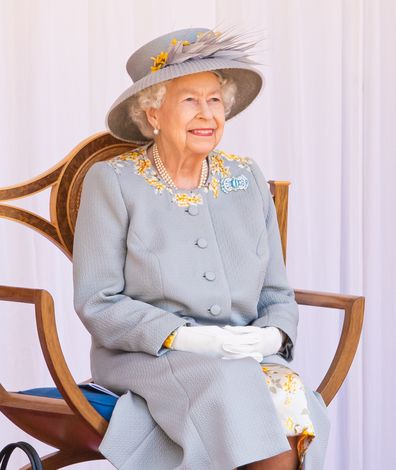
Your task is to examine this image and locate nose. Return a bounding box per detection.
[196,99,213,119]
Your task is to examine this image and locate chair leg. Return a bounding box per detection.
[19,449,104,469]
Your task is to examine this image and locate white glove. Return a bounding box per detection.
[221,326,284,362]
[170,325,263,361]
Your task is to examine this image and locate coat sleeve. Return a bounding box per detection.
[72,161,188,356]
[248,159,299,361]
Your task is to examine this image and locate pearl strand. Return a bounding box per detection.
[152,143,208,190]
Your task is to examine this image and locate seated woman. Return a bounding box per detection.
[72,27,330,470]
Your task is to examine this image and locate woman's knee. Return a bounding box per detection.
[237,436,299,469]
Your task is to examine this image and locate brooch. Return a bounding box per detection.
[220,174,249,193]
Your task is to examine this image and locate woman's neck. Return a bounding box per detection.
[147,142,207,190]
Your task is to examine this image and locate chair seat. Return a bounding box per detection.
[18,386,118,421]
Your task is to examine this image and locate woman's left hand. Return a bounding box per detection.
[221,325,284,362]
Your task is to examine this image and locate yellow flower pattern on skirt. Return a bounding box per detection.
[261,363,316,468]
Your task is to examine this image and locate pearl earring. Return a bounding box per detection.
[153,128,160,136]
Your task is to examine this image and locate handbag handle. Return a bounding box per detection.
[0,441,43,470]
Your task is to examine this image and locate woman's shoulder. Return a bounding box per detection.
[211,148,254,168]
[104,144,151,176]
[210,148,268,195]
[211,148,265,177]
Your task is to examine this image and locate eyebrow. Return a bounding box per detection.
[177,87,221,95]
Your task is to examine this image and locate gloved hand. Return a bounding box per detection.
[170,325,263,361]
[221,325,284,361]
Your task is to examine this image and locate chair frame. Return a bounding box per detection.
[0,132,364,469]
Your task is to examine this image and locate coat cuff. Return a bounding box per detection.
[250,313,297,361]
[155,317,189,356]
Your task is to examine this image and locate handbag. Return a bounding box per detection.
[0,441,43,469]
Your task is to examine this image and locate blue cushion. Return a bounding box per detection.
[18,385,118,421]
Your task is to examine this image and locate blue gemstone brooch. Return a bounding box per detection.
[220,174,249,194]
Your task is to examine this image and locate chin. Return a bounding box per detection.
[187,139,218,155]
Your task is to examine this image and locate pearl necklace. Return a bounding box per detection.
[152,143,208,190]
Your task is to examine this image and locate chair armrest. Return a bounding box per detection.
[0,285,107,434]
[294,288,365,406]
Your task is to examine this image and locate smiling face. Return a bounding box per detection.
[145,71,226,157]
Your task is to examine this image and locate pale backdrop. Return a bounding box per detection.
[0,1,395,469]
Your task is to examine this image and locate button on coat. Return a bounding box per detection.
[196,238,208,248]
[203,271,216,281]
[187,205,199,215]
[209,304,222,316]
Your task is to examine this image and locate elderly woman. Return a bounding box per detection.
[73,28,330,470]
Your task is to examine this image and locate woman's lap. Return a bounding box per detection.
[93,349,326,469]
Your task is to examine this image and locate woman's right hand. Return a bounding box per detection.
[170,325,263,361]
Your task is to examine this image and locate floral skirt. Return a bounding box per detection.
[261,364,316,468]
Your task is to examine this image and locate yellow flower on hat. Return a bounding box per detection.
[170,38,190,46]
[150,51,169,72]
[151,39,190,73]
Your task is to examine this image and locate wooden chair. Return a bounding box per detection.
[0,132,364,469]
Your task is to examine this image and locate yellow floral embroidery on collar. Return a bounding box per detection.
[107,147,147,172]
[216,150,253,167]
[143,176,167,193]
[106,146,252,207]
[135,158,152,175]
[210,153,231,178]
[208,176,220,198]
[207,149,252,199]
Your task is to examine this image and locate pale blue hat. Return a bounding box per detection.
[106,27,265,143]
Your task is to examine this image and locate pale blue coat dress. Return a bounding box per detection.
[72,143,330,469]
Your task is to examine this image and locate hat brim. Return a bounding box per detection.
[105,58,265,143]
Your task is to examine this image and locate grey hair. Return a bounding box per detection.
[128,71,237,139]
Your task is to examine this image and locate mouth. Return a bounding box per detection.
[188,128,215,137]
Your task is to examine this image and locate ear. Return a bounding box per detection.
[145,107,160,130]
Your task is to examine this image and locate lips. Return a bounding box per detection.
[188,129,215,136]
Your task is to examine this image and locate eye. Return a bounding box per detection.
[210,97,221,102]
[184,97,195,102]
